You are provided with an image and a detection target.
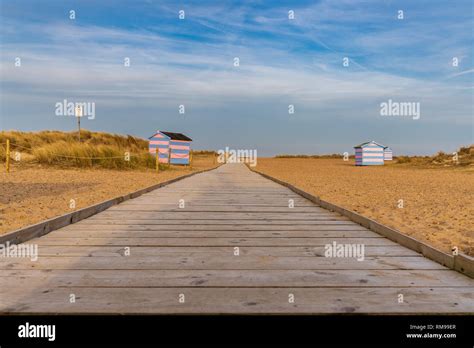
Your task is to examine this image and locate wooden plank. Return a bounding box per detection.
[97,212,340,218]
[454,253,474,278]
[0,287,471,314]
[154,190,288,192]
[25,245,420,257]
[128,199,314,205]
[1,269,472,288]
[109,204,320,210]
[0,256,444,270]
[95,212,343,219]
[77,220,356,225]
[31,237,398,246]
[48,229,384,239]
[60,224,367,231]
[145,190,300,194]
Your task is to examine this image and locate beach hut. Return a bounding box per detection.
[148,131,192,165]
[383,147,393,161]
[354,141,385,166]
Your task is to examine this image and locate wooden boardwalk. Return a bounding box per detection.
[0,163,472,314]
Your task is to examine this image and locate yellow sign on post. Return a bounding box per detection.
[6,139,10,173]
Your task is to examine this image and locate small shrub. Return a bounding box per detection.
[395,156,411,164]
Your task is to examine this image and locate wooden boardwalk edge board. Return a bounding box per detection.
[0,166,221,247]
[247,166,474,278]
[0,287,471,314]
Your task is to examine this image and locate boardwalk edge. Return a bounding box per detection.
[0,166,220,246]
[248,166,473,279]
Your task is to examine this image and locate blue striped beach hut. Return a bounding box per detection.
[383,147,393,161]
[148,131,192,165]
[354,141,385,166]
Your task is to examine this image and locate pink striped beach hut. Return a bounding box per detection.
[354,141,385,166]
[148,131,192,165]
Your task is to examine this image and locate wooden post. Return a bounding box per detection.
[75,105,82,142]
[189,150,193,169]
[5,139,10,173]
[155,147,159,172]
[77,116,81,142]
[168,148,171,168]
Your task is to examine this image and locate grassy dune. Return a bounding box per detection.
[395,146,473,167]
[0,130,213,170]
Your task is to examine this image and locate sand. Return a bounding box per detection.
[255,158,474,256]
[0,156,217,234]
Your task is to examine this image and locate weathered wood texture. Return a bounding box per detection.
[0,163,472,314]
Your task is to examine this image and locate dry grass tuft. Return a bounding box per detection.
[394,145,473,167]
[0,130,208,170]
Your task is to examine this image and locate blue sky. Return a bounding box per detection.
[0,0,472,155]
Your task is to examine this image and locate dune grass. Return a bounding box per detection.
[30,141,157,169]
[0,130,213,170]
[394,145,473,167]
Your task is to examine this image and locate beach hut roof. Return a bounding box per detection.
[149,131,192,141]
[354,140,386,149]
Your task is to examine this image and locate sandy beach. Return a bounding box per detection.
[0,156,217,234]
